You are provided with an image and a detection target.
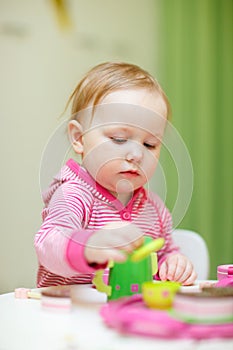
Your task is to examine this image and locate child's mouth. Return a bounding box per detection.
[120,170,139,177]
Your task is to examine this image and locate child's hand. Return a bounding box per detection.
[85,222,144,265]
[159,253,197,286]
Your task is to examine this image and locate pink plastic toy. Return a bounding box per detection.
[100,294,233,339]
[215,264,233,287]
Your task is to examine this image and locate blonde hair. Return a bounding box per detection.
[66,61,171,120]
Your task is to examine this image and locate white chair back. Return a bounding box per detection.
[172,229,210,280]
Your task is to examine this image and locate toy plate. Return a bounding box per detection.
[100,294,233,339]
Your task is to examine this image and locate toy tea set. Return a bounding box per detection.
[93,237,233,339]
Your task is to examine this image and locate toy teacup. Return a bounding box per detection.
[142,281,180,309]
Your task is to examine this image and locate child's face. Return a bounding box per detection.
[70,88,167,200]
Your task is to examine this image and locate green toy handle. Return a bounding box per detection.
[130,237,165,262]
[92,269,112,296]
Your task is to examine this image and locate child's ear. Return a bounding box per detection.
[68,120,84,154]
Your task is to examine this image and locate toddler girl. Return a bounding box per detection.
[35,62,197,287]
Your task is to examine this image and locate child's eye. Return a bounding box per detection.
[110,137,127,144]
[144,142,156,149]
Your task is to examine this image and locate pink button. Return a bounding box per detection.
[122,211,131,220]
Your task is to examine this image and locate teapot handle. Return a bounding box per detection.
[130,237,165,262]
[93,269,112,296]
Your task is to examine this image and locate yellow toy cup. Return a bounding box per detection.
[142,281,180,309]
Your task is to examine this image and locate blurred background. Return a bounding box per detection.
[0,0,232,293]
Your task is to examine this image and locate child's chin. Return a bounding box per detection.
[115,179,135,193]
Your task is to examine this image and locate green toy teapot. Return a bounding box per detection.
[93,236,165,300]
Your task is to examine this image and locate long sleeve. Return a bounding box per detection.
[35,181,96,277]
[147,192,180,266]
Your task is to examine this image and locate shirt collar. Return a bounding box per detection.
[66,158,147,212]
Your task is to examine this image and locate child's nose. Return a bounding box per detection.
[125,143,143,163]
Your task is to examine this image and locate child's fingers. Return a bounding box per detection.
[181,269,197,286]
[101,223,143,248]
[159,255,188,282]
[118,235,144,253]
[159,254,197,286]
[164,255,182,281]
[159,260,168,281]
[85,223,144,263]
[168,258,187,281]
[102,233,142,252]
[90,248,127,264]
[101,249,127,263]
[176,260,194,283]
[118,227,144,247]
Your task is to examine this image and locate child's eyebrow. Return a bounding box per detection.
[103,125,130,133]
[103,125,163,139]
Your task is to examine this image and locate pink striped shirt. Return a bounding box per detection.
[35,158,178,287]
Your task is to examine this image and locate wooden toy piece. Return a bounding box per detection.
[14,288,41,300]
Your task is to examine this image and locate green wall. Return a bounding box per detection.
[156,0,233,278]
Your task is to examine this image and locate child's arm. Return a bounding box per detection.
[157,207,197,285]
[35,181,99,278]
[149,192,197,285]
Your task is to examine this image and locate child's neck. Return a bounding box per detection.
[116,192,133,206]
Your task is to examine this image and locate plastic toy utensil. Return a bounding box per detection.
[131,237,165,262]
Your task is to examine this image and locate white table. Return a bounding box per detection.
[0,284,232,350]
